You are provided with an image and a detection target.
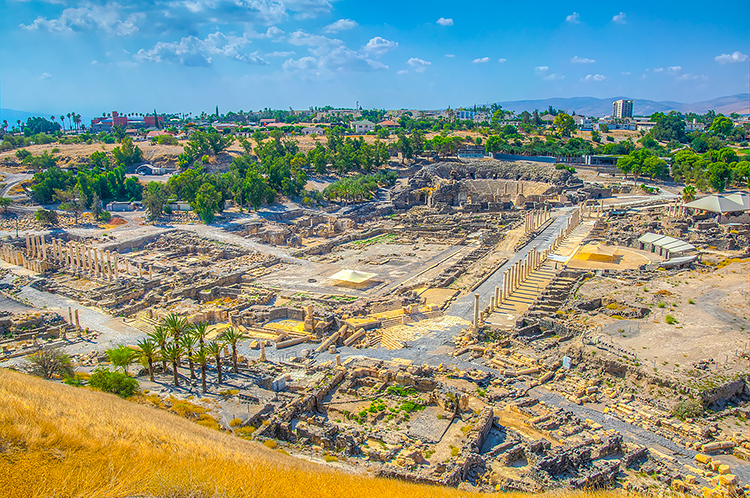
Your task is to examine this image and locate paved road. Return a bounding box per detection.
[447,211,571,321]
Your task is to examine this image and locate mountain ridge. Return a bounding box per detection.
[494,94,749,117]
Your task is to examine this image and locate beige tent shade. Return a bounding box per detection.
[575,244,618,262]
[329,269,377,284]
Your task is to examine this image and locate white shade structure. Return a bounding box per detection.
[725,193,750,211]
[329,269,377,287]
[683,194,745,214]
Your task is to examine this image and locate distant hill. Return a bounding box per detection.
[495,94,750,117]
[0,108,39,127]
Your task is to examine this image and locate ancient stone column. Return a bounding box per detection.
[149,266,153,279]
[473,294,480,329]
[75,309,80,332]
[490,296,495,312]
[25,234,31,255]
[259,342,267,362]
[494,286,500,307]
[68,307,73,324]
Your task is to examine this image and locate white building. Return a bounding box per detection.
[350,120,375,134]
[612,99,634,119]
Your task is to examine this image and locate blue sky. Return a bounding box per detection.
[1,0,748,118]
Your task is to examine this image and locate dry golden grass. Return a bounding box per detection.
[0,368,633,498]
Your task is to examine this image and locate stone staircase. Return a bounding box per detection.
[526,270,586,319]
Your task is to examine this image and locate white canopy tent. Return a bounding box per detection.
[329,269,377,287]
[683,194,746,214]
[725,193,750,211]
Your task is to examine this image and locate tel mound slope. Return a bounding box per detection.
[0,368,626,497]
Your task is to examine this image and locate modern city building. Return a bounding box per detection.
[612,99,633,119]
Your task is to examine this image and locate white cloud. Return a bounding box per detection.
[282,33,390,75]
[612,12,626,24]
[669,66,682,72]
[397,69,408,75]
[165,0,334,25]
[445,54,455,58]
[134,31,268,66]
[566,12,580,24]
[21,4,143,36]
[473,57,490,64]
[436,17,453,26]
[543,73,565,81]
[250,26,284,39]
[653,67,664,73]
[323,18,357,33]
[714,51,749,64]
[571,56,595,64]
[621,71,631,75]
[265,50,295,57]
[407,57,431,72]
[40,72,52,79]
[676,73,708,81]
[362,36,398,55]
[282,56,316,70]
[498,58,506,63]
[536,65,549,72]
[582,74,606,82]
[288,30,341,48]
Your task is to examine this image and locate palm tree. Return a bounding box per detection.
[60,115,65,131]
[135,338,159,382]
[191,321,210,353]
[219,327,245,373]
[162,342,184,387]
[191,348,209,392]
[149,325,170,373]
[73,114,81,132]
[682,185,696,203]
[163,314,188,342]
[179,332,198,380]
[205,341,223,385]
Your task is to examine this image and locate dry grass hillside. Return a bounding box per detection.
[0,369,633,498]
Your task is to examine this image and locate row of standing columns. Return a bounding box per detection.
[582,200,606,218]
[666,200,686,218]
[479,206,588,320]
[523,206,551,235]
[16,235,154,281]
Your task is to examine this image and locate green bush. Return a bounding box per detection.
[672,398,703,420]
[665,315,677,325]
[87,368,139,398]
[98,210,112,222]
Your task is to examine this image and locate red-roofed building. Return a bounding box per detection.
[378,119,399,128]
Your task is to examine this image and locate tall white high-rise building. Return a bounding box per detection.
[612,99,633,119]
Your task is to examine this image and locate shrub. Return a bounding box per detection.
[323,455,338,463]
[98,210,112,222]
[87,368,139,398]
[665,315,678,325]
[672,398,704,420]
[657,302,666,308]
[229,417,243,427]
[688,298,695,304]
[263,440,277,449]
[35,208,59,225]
[26,348,73,379]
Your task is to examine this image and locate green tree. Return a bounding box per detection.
[149,326,170,373]
[106,345,136,374]
[0,197,12,212]
[218,327,245,374]
[35,208,58,226]
[135,338,159,382]
[650,112,686,143]
[111,136,143,166]
[180,332,198,380]
[682,185,696,203]
[205,341,223,385]
[142,181,170,220]
[191,322,211,353]
[708,161,732,192]
[161,342,184,387]
[191,348,210,392]
[553,113,576,137]
[55,184,85,224]
[192,183,222,224]
[708,116,733,136]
